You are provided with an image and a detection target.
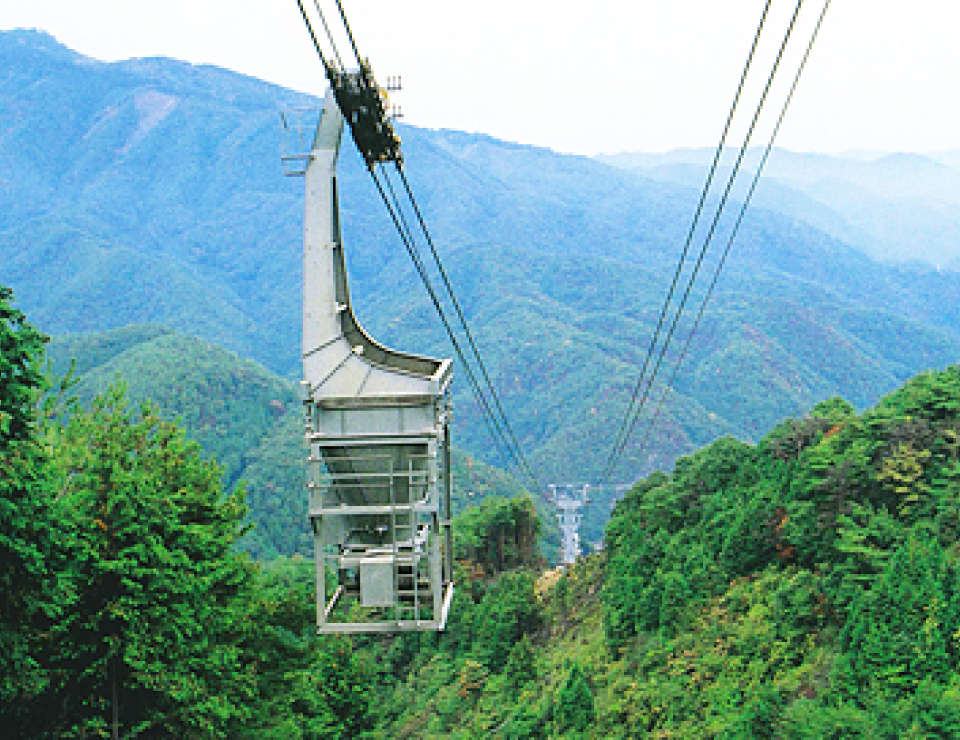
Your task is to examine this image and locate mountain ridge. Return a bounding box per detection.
[3,29,959,513]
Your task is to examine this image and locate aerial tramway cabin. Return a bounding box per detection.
[282,90,455,633]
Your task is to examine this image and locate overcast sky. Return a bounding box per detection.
[2,0,958,156]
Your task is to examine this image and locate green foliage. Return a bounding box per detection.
[8,33,960,737]
[603,437,767,642]
[45,326,310,560]
[0,284,47,441]
[479,574,543,671]
[605,365,960,646]
[43,380,257,736]
[358,565,549,737]
[554,662,595,736]
[502,703,549,740]
[452,450,561,563]
[834,537,960,700]
[593,567,832,738]
[779,681,960,739]
[0,291,380,736]
[0,285,57,728]
[52,331,298,487]
[597,362,960,736]
[454,493,541,574]
[811,396,857,424]
[504,635,536,691]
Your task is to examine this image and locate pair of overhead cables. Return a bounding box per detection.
[371,164,541,493]
[602,0,832,480]
[628,1,834,462]
[294,0,542,492]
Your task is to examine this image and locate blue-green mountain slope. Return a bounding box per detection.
[4,30,960,524]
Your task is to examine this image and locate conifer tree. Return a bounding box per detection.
[554,662,594,735]
[504,634,536,690]
[834,537,959,700]
[0,284,57,728]
[45,381,256,737]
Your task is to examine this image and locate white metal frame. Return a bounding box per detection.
[285,90,454,633]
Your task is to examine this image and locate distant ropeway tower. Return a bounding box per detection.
[548,483,589,565]
[282,90,454,633]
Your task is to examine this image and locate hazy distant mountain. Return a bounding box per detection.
[4,28,960,529]
[598,147,960,268]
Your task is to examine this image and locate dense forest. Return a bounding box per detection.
[5,273,960,737]
[359,356,960,737]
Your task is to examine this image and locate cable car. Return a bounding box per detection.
[283,92,454,633]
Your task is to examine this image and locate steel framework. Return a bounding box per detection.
[284,91,454,633]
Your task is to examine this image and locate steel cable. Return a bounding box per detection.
[294,0,331,71]
[605,0,807,478]
[334,0,363,66]
[371,165,541,490]
[394,164,542,491]
[312,0,345,71]
[631,0,833,460]
[603,0,774,477]
[377,166,515,468]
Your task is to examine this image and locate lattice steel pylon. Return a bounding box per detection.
[283,90,454,633]
[548,483,590,565]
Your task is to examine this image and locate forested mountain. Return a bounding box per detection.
[0,285,551,736]
[6,272,960,736]
[1,285,384,736]
[4,29,960,542]
[360,362,960,737]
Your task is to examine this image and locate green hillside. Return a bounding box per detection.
[360,362,960,738]
[50,331,296,483]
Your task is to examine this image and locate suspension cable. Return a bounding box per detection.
[631,0,833,460]
[371,164,541,490]
[294,0,331,71]
[377,165,518,470]
[603,0,774,476]
[312,0,345,71]
[380,176,540,489]
[395,164,542,490]
[372,165,508,459]
[604,0,807,479]
[334,0,363,66]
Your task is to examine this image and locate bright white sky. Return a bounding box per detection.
[2,0,958,156]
